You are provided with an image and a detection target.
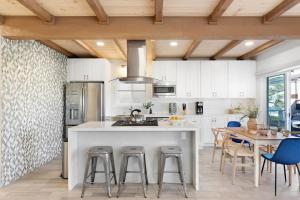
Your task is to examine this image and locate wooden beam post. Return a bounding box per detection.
[86,0,109,24]
[211,40,242,60]
[263,0,300,23]
[17,0,55,23]
[154,0,163,24]
[0,16,4,25]
[183,40,201,60]
[74,40,102,58]
[113,39,126,60]
[208,0,233,24]
[38,40,76,57]
[238,40,283,60]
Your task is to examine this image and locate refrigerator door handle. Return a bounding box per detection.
[82,84,86,122]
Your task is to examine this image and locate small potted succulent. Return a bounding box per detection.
[143,101,154,114]
[240,105,259,130]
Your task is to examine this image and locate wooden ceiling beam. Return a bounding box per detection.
[86,0,109,24]
[208,0,233,24]
[211,40,242,60]
[38,40,76,57]
[183,40,201,60]
[4,17,300,40]
[154,0,163,24]
[17,0,55,23]
[113,39,126,60]
[263,0,300,23]
[74,40,102,58]
[238,40,283,60]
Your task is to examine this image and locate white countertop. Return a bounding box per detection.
[68,120,198,132]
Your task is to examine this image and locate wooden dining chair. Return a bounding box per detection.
[221,133,254,184]
[211,128,227,164]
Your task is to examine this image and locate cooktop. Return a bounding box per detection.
[112,120,158,126]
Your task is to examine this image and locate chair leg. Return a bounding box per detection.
[283,165,287,183]
[241,157,245,173]
[212,143,217,163]
[158,153,162,185]
[177,154,188,198]
[275,163,277,196]
[122,156,129,184]
[295,164,300,190]
[221,152,226,174]
[261,159,266,176]
[103,155,112,198]
[90,157,97,184]
[176,156,183,185]
[143,154,149,185]
[158,154,166,198]
[81,156,91,198]
[219,148,224,172]
[110,152,117,185]
[138,154,147,198]
[117,155,126,198]
[232,156,237,185]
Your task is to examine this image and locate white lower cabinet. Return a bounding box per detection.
[201,116,227,146]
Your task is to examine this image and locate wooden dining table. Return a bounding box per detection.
[226,127,292,187]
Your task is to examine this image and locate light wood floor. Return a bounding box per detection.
[0,148,300,200]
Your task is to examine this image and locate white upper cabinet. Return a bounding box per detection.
[176,61,201,98]
[152,61,177,83]
[200,61,228,98]
[67,59,110,82]
[228,61,256,98]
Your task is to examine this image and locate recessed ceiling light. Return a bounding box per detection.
[169,41,178,47]
[96,41,104,47]
[245,41,254,47]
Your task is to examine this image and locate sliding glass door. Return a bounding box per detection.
[267,74,286,128]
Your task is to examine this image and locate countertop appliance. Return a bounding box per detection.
[195,101,203,115]
[62,81,105,179]
[153,84,176,97]
[112,119,158,126]
[169,103,177,114]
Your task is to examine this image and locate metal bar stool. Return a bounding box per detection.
[117,146,148,198]
[81,146,117,198]
[157,146,188,198]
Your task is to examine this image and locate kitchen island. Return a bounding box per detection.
[68,121,200,191]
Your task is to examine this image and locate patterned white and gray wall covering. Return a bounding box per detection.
[0,37,67,186]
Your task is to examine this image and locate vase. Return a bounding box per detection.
[149,108,152,114]
[247,118,257,130]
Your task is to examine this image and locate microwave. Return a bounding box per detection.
[153,84,176,97]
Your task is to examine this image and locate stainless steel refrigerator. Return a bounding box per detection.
[62,81,105,179]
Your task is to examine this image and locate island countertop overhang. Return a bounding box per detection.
[68,121,199,132]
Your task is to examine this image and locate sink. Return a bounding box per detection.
[111,115,131,121]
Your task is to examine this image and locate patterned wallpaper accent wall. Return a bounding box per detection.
[0,37,67,186]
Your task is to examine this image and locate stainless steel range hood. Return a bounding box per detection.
[117,40,156,84]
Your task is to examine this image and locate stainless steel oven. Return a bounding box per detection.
[153,84,176,97]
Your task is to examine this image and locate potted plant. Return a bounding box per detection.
[240,105,259,130]
[143,101,154,114]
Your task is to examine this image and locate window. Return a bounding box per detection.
[267,74,286,128]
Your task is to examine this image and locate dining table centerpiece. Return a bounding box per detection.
[241,105,259,130]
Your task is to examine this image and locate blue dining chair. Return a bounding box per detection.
[227,121,252,149]
[261,138,300,196]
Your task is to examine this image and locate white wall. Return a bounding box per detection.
[256,40,300,125]
[256,40,300,75]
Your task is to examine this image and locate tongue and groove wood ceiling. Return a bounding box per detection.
[1,0,300,60]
